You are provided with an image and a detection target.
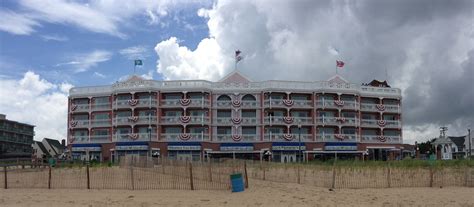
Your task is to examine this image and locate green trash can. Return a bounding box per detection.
[230,173,244,192]
[48,158,56,167]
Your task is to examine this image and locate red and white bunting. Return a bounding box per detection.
[282,99,294,107]
[129,133,139,140]
[180,116,191,123]
[128,99,138,106]
[334,100,345,107]
[179,133,192,141]
[283,133,294,141]
[334,134,346,140]
[232,100,241,108]
[71,104,77,111]
[70,121,78,127]
[231,117,242,125]
[283,116,294,124]
[336,117,346,123]
[376,104,386,111]
[377,120,386,127]
[232,134,242,141]
[128,116,139,122]
[180,99,191,106]
[377,136,387,142]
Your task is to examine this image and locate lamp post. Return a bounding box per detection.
[298,121,302,163]
[468,129,471,160]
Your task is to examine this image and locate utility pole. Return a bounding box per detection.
[468,129,471,160]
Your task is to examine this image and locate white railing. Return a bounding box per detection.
[241,117,259,125]
[90,119,111,127]
[384,120,401,128]
[360,103,399,113]
[92,103,111,110]
[263,116,313,125]
[161,98,210,107]
[71,103,89,112]
[71,135,110,143]
[114,99,158,108]
[161,133,210,142]
[315,100,358,110]
[316,117,358,126]
[213,134,260,142]
[360,119,400,128]
[214,100,232,107]
[264,133,313,142]
[70,136,88,143]
[114,133,157,142]
[160,116,210,124]
[241,100,258,108]
[71,120,89,128]
[315,134,359,142]
[215,117,232,125]
[361,135,401,143]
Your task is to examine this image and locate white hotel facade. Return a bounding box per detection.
[68,71,403,162]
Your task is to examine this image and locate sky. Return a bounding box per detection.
[0,0,473,144]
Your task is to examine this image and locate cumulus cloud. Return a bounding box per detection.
[56,50,112,73]
[154,0,474,143]
[0,71,71,141]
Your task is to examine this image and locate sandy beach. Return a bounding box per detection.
[1,179,473,207]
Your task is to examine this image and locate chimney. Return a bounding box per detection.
[61,139,66,147]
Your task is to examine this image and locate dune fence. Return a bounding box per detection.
[1,158,247,191]
[246,162,474,189]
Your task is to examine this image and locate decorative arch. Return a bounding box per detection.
[241,94,256,101]
[217,94,232,101]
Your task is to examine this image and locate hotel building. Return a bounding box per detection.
[68,71,403,162]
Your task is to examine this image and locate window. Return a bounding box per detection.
[290,95,309,100]
[242,127,256,135]
[291,111,309,117]
[115,111,131,117]
[269,94,284,100]
[188,127,205,133]
[73,99,88,104]
[94,97,110,104]
[138,110,156,116]
[341,128,356,134]
[267,127,284,134]
[242,94,256,101]
[73,114,88,120]
[189,110,205,116]
[342,112,356,118]
[217,95,231,101]
[217,127,231,135]
[117,95,131,100]
[290,127,309,134]
[164,94,182,100]
[318,128,335,134]
[93,113,110,120]
[164,111,183,116]
[217,110,231,117]
[117,128,131,134]
[164,127,182,133]
[242,110,256,117]
[188,93,204,99]
[93,129,109,136]
[73,130,88,136]
[137,94,156,100]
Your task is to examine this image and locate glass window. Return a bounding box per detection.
[267,127,284,134]
[94,97,110,104]
[73,114,88,120]
[318,128,335,134]
[117,95,131,100]
[290,95,309,100]
[73,99,88,104]
[290,127,309,134]
[93,113,110,120]
[217,110,231,117]
[242,110,256,117]
[164,127,182,133]
[73,130,88,136]
[217,95,231,101]
[137,94,156,100]
[138,110,156,116]
[188,93,204,99]
[269,94,284,100]
[341,128,356,134]
[242,127,256,134]
[242,94,256,101]
[115,111,131,117]
[164,94,182,100]
[217,127,231,134]
[93,129,109,136]
[164,111,183,116]
[188,127,205,133]
[117,128,131,134]
[189,110,205,116]
[291,111,309,117]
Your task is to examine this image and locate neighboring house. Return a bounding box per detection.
[32,141,50,159]
[449,136,466,159]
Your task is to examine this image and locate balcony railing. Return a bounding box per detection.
[360,119,400,128]
[71,135,111,143]
[113,116,158,125]
[114,133,157,142]
[70,120,89,128]
[90,119,111,127]
[160,116,210,125]
[241,117,259,125]
[360,103,399,113]
[160,133,210,142]
[92,103,111,110]
[263,116,313,125]
[361,135,401,143]
[114,99,158,108]
[264,133,313,142]
[316,117,358,126]
[315,134,359,142]
[213,134,260,142]
[263,99,312,108]
[70,103,89,112]
[161,98,210,108]
[214,100,232,108]
[213,117,260,125]
[315,100,358,110]
[241,100,259,108]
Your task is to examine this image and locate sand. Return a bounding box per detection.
[1,179,473,207]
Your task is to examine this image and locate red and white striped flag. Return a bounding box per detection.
[336,60,345,67]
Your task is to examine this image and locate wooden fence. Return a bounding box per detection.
[246,162,474,189]
[1,159,247,191]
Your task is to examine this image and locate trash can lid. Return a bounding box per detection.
[230,173,242,179]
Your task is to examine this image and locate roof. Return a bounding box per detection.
[35,141,50,157]
[368,80,391,88]
[432,137,454,145]
[327,75,349,84]
[44,138,63,153]
[219,70,252,83]
[448,136,466,148]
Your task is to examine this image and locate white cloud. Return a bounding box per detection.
[119,46,149,60]
[56,50,112,73]
[40,34,69,42]
[141,70,154,80]
[154,0,474,142]
[0,71,71,141]
[93,71,106,78]
[0,9,39,35]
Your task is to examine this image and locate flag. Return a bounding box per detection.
[134,59,143,66]
[235,50,243,62]
[336,60,345,67]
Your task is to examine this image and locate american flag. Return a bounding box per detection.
[235,50,243,62]
[336,60,345,67]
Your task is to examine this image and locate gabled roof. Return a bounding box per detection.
[124,75,145,82]
[432,137,454,145]
[43,138,63,153]
[35,141,50,157]
[219,70,252,83]
[448,136,466,148]
[327,75,349,84]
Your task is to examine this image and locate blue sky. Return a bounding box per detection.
[0,0,211,86]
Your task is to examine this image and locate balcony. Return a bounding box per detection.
[214,117,260,125]
[360,103,399,113]
[113,116,158,125]
[241,117,259,125]
[114,133,157,142]
[264,133,313,142]
[316,117,358,126]
[315,100,358,110]
[160,116,210,125]
[114,99,158,109]
[161,98,210,108]
[214,117,232,125]
[315,134,359,142]
[213,134,260,142]
[263,99,312,108]
[70,103,90,112]
[90,119,111,127]
[241,100,259,108]
[160,133,210,142]
[263,116,313,125]
[69,120,89,128]
[70,135,110,143]
[91,103,111,111]
[360,119,400,128]
[361,135,401,143]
